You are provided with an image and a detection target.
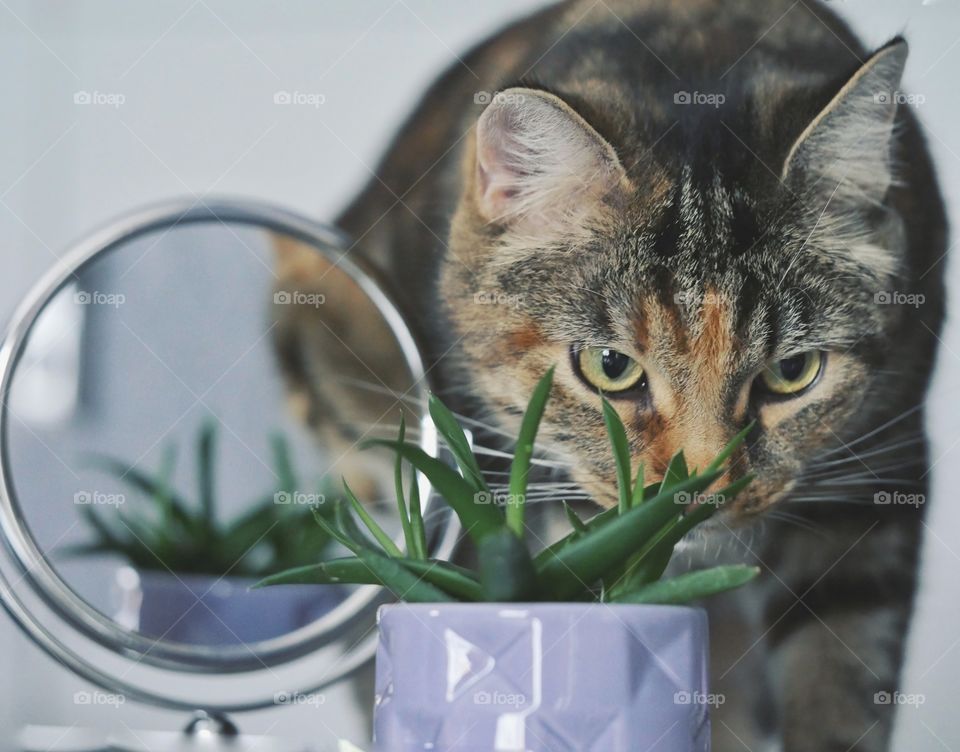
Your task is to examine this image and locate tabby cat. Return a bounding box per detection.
[275,1,947,749]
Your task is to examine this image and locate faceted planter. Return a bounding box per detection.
[373,603,711,752]
[112,569,345,646]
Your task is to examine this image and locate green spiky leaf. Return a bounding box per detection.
[408,470,427,560]
[601,396,632,514]
[659,451,689,494]
[351,548,456,603]
[364,439,504,542]
[610,565,760,604]
[507,367,554,537]
[253,556,483,601]
[535,473,720,600]
[392,416,417,555]
[563,502,589,536]
[344,480,402,557]
[429,395,487,493]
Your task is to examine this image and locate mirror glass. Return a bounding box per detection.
[3,214,424,653]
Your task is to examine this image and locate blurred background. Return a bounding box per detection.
[0,1,958,749]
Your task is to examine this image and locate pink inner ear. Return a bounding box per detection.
[475,133,521,221]
[474,162,502,220]
[476,160,491,198]
[473,89,627,227]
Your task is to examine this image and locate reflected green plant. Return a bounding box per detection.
[65,421,336,578]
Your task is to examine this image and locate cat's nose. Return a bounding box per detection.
[684,444,729,477]
[683,438,746,495]
[646,420,746,492]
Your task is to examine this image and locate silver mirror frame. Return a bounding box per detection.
[0,197,460,711]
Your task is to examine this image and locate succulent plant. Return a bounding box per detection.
[256,369,759,603]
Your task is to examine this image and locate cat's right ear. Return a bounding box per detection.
[473,88,628,230]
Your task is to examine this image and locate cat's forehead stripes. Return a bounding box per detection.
[647,165,750,264]
[692,290,740,394]
[631,288,743,397]
[624,289,749,478]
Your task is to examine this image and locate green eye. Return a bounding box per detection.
[760,351,824,395]
[576,347,646,393]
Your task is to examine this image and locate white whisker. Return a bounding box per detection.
[816,404,924,458]
[470,444,571,469]
[803,459,923,483]
[806,434,924,470]
[329,373,575,462]
[766,510,829,537]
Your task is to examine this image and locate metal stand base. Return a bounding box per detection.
[18,711,315,751]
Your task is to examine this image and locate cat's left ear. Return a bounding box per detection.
[472,88,629,231]
[781,38,908,203]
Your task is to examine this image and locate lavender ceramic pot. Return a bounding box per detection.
[373,603,711,752]
[113,569,345,646]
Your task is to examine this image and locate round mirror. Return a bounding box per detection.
[0,199,457,713]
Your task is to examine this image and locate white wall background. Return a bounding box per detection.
[0,1,958,749]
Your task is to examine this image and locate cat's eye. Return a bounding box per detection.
[575,346,646,393]
[760,351,824,395]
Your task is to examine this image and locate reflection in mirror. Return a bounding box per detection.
[5,221,420,649]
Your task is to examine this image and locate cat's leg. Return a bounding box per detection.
[760,506,921,752]
[707,591,778,752]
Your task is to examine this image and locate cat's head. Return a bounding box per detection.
[442,39,914,522]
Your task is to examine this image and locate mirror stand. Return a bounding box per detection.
[0,199,460,752]
[19,710,311,752]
